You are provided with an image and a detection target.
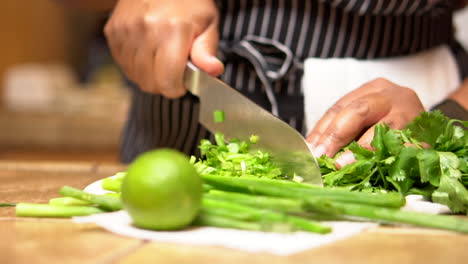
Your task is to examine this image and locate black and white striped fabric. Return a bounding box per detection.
[120,0,467,163]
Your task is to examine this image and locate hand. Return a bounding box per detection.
[104,0,224,98]
[306,78,425,167]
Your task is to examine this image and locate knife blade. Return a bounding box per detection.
[184,63,322,186]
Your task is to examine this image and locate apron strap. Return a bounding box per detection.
[219,35,303,117]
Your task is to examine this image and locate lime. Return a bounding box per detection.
[121,149,202,230]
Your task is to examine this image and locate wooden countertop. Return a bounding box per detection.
[1,161,467,264]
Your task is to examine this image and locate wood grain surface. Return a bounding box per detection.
[1,161,467,264]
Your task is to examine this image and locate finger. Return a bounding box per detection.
[153,26,193,98]
[132,40,156,93]
[306,79,391,147]
[190,21,224,76]
[336,105,420,165]
[316,93,391,157]
[334,150,356,169]
[118,41,139,82]
[307,104,343,148]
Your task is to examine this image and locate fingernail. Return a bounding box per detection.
[335,152,356,168]
[311,144,326,157]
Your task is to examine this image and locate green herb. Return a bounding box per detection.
[192,133,284,179]
[321,111,468,214]
[249,135,259,144]
[213,110,225,123]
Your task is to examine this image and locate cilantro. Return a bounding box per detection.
[321,111,468,214]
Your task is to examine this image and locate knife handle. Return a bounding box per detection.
[184,62,201,96]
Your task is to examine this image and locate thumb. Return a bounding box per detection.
[190,23,224,76]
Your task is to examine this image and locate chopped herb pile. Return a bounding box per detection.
[319,111,468,214]
[190,132,285,179]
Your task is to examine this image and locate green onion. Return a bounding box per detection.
[249,135,259,144]
[16,203,104,218]
[49,197,92,206]
[213,110,225,123]
[59,186,122,211]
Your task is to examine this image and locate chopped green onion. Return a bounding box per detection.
[213,110,225,123]
[249,135,259,144]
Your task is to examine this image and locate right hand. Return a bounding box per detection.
[104,0,224,98]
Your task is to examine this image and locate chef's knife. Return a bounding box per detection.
[184,63,322,186]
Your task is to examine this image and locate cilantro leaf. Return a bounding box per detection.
[371,123,389,160]
[388,146,419,194]
[383,129,404,156]
[347,142,374,160]
[416,149,441,187]
[432,175,468,214]
[404,110,447,148]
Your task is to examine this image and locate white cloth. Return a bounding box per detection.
[302,45,461,133]
[74,211,376,256]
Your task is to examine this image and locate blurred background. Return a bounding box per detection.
[0,1,467,163]
[0,1,130,162]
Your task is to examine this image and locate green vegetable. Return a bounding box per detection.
[321,111,468,214]
[249,135,259,144]
[194,213,264,231]
[192,133,283,179]
[202,174,405,208]
[206,189,305,213]
[49,197,92,206]
[322,202,468,233]
[101,172,126,192]
[16,203,104,218]
[201,198,331,234]
[121,149,203,230]
[0,203,16,207]
[102,178,123,192]
[59,186,122,211]
[213,110,225,123]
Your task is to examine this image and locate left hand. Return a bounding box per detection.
[306,78,425,167]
